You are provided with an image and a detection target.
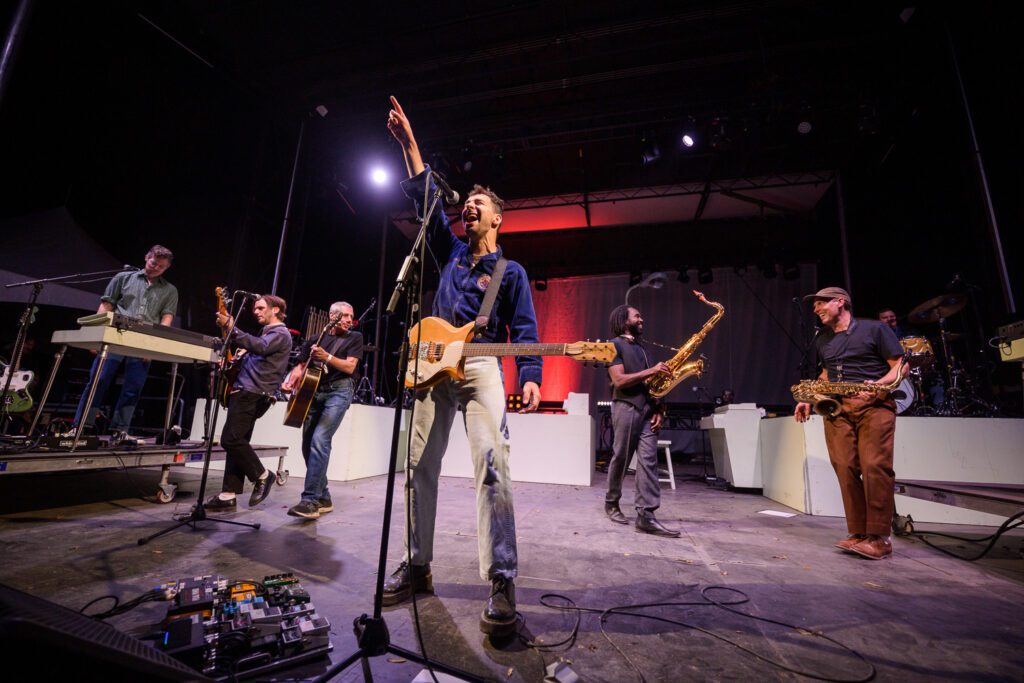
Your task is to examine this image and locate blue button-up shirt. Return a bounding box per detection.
[401,169,542,388]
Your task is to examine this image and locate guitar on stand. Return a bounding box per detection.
[404,316,617,390]
[282,311,343,428]
[0,306,39,421]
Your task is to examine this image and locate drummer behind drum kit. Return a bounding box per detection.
[894,293,998,417]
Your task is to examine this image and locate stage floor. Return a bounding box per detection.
[0,465,1021,681]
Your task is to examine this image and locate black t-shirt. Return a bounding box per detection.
[813,318,902,384]
[299,330,364,382]
[610,336,654,410]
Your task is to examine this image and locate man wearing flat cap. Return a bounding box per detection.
[794,287,907,560]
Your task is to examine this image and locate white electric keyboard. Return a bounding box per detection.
[51,312,221,364]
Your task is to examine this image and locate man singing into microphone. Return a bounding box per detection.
[383,96,542,638]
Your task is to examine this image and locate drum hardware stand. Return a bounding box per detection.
[137,291,260,545]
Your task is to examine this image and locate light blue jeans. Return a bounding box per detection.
[404,356,517,580]
[300,383,353,504]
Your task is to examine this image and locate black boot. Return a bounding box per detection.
[381,561,432,606]
[479,577,516,636]
[604,502,629,525]
[635,512,680,538]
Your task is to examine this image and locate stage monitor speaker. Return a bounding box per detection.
[0,583,212,682]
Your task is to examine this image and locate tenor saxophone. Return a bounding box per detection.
[645,290,725,399]
[791,363,906,418]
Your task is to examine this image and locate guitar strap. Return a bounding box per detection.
[474,257,508,336]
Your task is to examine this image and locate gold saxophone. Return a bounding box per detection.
[791,364,906,418]
[645,290,725,399]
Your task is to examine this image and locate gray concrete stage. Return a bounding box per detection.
[0,464,1022,682]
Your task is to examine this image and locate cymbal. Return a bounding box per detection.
[907,293,967,324]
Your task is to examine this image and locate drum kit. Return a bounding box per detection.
[895,293,997,417]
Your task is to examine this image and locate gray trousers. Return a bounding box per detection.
[605,400,661,513]
[404,356,517,580]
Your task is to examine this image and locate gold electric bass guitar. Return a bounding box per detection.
[283,312,343,428]
[404,316,617,390]
[215,287,245,408]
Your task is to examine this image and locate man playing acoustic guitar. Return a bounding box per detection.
[384,95,542,638]
[282,302,363,520]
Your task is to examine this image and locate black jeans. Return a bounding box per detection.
[220,390,272,494]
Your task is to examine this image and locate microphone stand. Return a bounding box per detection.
[315,182,483,683]
[137,292,261,545]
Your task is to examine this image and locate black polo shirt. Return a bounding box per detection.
[610,336,655,410]
[813,318,903,383]
[298,330,364,384]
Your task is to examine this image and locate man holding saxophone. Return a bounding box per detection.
[794,287,907,560]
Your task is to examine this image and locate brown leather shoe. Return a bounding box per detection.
[849,535,892,560]
[835,534,866,552]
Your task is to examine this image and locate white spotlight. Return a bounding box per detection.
[682,134,695,148]
[370,168,389,186]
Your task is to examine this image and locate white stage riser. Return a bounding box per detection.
[190,401,593,486]
[759,416,1024,527]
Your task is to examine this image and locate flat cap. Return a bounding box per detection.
[802,286,852,306]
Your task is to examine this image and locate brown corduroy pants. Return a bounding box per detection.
[822,395,897,536]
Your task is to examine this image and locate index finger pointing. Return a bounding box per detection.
[389,95,404,115]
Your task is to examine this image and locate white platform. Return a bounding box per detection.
[189,400,593,486]
[699,403,765,488]
[439,412,594,486]
[189,400,403,482]
[759,415,1024,526]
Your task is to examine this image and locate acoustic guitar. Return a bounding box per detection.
[283,312,343,428]
[405,316,617,390]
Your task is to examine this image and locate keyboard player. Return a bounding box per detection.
[70,245,178,435]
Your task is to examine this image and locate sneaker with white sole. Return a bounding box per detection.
[287,500,320,519]
[317,499,334,514]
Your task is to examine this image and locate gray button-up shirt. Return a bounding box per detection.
[102,270,178,324]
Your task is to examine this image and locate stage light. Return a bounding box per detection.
[733,264,748,276]
[535,278,548,292]
[629,271,643,286]
[760,262,778,279]
[782,262,800,280]
[682,134,695,148]
[640,131,661,165]
[370,168,389,186]
[506,393,523,411]
[677,267,690,284]
[697,267,713,285]
[797,120,813,135]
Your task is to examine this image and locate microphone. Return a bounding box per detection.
[430,171,460,205]
[233,290,261,300]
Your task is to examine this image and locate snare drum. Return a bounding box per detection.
[900,335,935,369]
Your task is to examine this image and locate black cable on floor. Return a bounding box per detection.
[909,512,1024,561]
[518,584,876,683]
